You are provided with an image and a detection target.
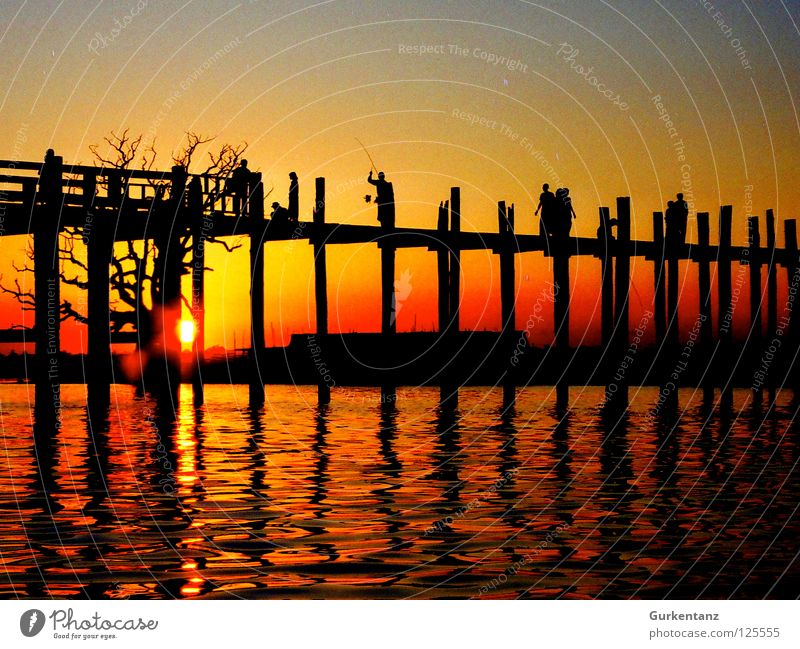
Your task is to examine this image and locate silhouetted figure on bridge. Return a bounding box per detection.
[226,159,251,217]
[555,187,576,236]
[38,149,61,202]
[665,196,687,249]
[270,201,291,227]
[535,183,555,236]
[676,192,688,245]
[288,171,299,222]
[367,170,395,228]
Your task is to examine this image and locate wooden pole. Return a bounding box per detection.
[437,201,449,332]
[313,177,330,405]
[249,172,266,407]
[380,191,396,401]
[652,212,666,345]
[607,197,630,409]
[34,152,63,425]
[442,188,461,408]
[599,207,614,352]
[784,220,799,391]
[697,212,713,401]
[718,206,733,408]
[553,221,570,410]
[748,216,763,402]
[85,170,112,411]
[766,209,777,397]
[499,201,516,408]
[189,176,205,405]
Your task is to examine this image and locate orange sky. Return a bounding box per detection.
[1,1,798,351]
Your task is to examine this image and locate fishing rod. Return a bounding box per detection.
[355,137,379,174]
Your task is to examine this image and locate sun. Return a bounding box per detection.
[178,320,196,345]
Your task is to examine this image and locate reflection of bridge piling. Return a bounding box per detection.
[3,153,800,419]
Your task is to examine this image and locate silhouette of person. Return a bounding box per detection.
[556,187,576,236]
[367,170,395,228]
[664,200,678,249]
[270,201,291,226]
[226,159,250,217]
[535,183,555,236]
[39,148,61,202]
[675,192,688,245]
[288,171,299,222]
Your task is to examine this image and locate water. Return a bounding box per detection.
[0,384,797,599]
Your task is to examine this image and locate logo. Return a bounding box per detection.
[20,609,45,637]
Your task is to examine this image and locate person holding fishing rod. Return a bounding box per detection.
[358,138,395,228]
[367,170,395,228]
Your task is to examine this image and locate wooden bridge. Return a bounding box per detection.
[1,153,798,421]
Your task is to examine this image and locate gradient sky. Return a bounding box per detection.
[1,0,799,352]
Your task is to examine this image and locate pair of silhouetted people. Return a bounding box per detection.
[367,170,395,228]
[226,159,252,217]
[665,192,688,248]
[535,183,576,237]
[271,171,300,227]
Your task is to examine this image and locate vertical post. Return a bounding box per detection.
[697,212,713,401]
[652,212,667,345]
[718,206,733,408]
[553,218,570,410]
[784,220,799,391]
[607,197,630,409]
[599,207,614,351]
[189,176,205,405]
[449,187,461,333]
[766,209,777,397]
[86,170,112,411]
[748,216,763,402]
[34,152,63,425]
[313,177,330,405]
[499,201,516,408]
[380,188,396,401]
[437,201,449,333]
[445,187,461,408]
[249,172,266,407]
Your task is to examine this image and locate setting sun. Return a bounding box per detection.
[178,320,196,345]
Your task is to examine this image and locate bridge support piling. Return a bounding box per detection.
[313,177,330,405]
[697,212,714,403]
[599,207,614,353]
[85,170,112,413]
[553,230,570,411]
[34,153,63,426]
[380,208,397,403]
[748,216,763,404]
[189,176,205,406]
[718,206,734,409]
[766,209,777,399]
[249,173,266,408]
[606,197,630,411]
[784,220,799,392]
[498,201,516,409]
[443,187,461,409]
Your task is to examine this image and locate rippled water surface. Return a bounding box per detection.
[0,384,797,599]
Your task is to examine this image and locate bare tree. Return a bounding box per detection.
[1,130,250,350]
